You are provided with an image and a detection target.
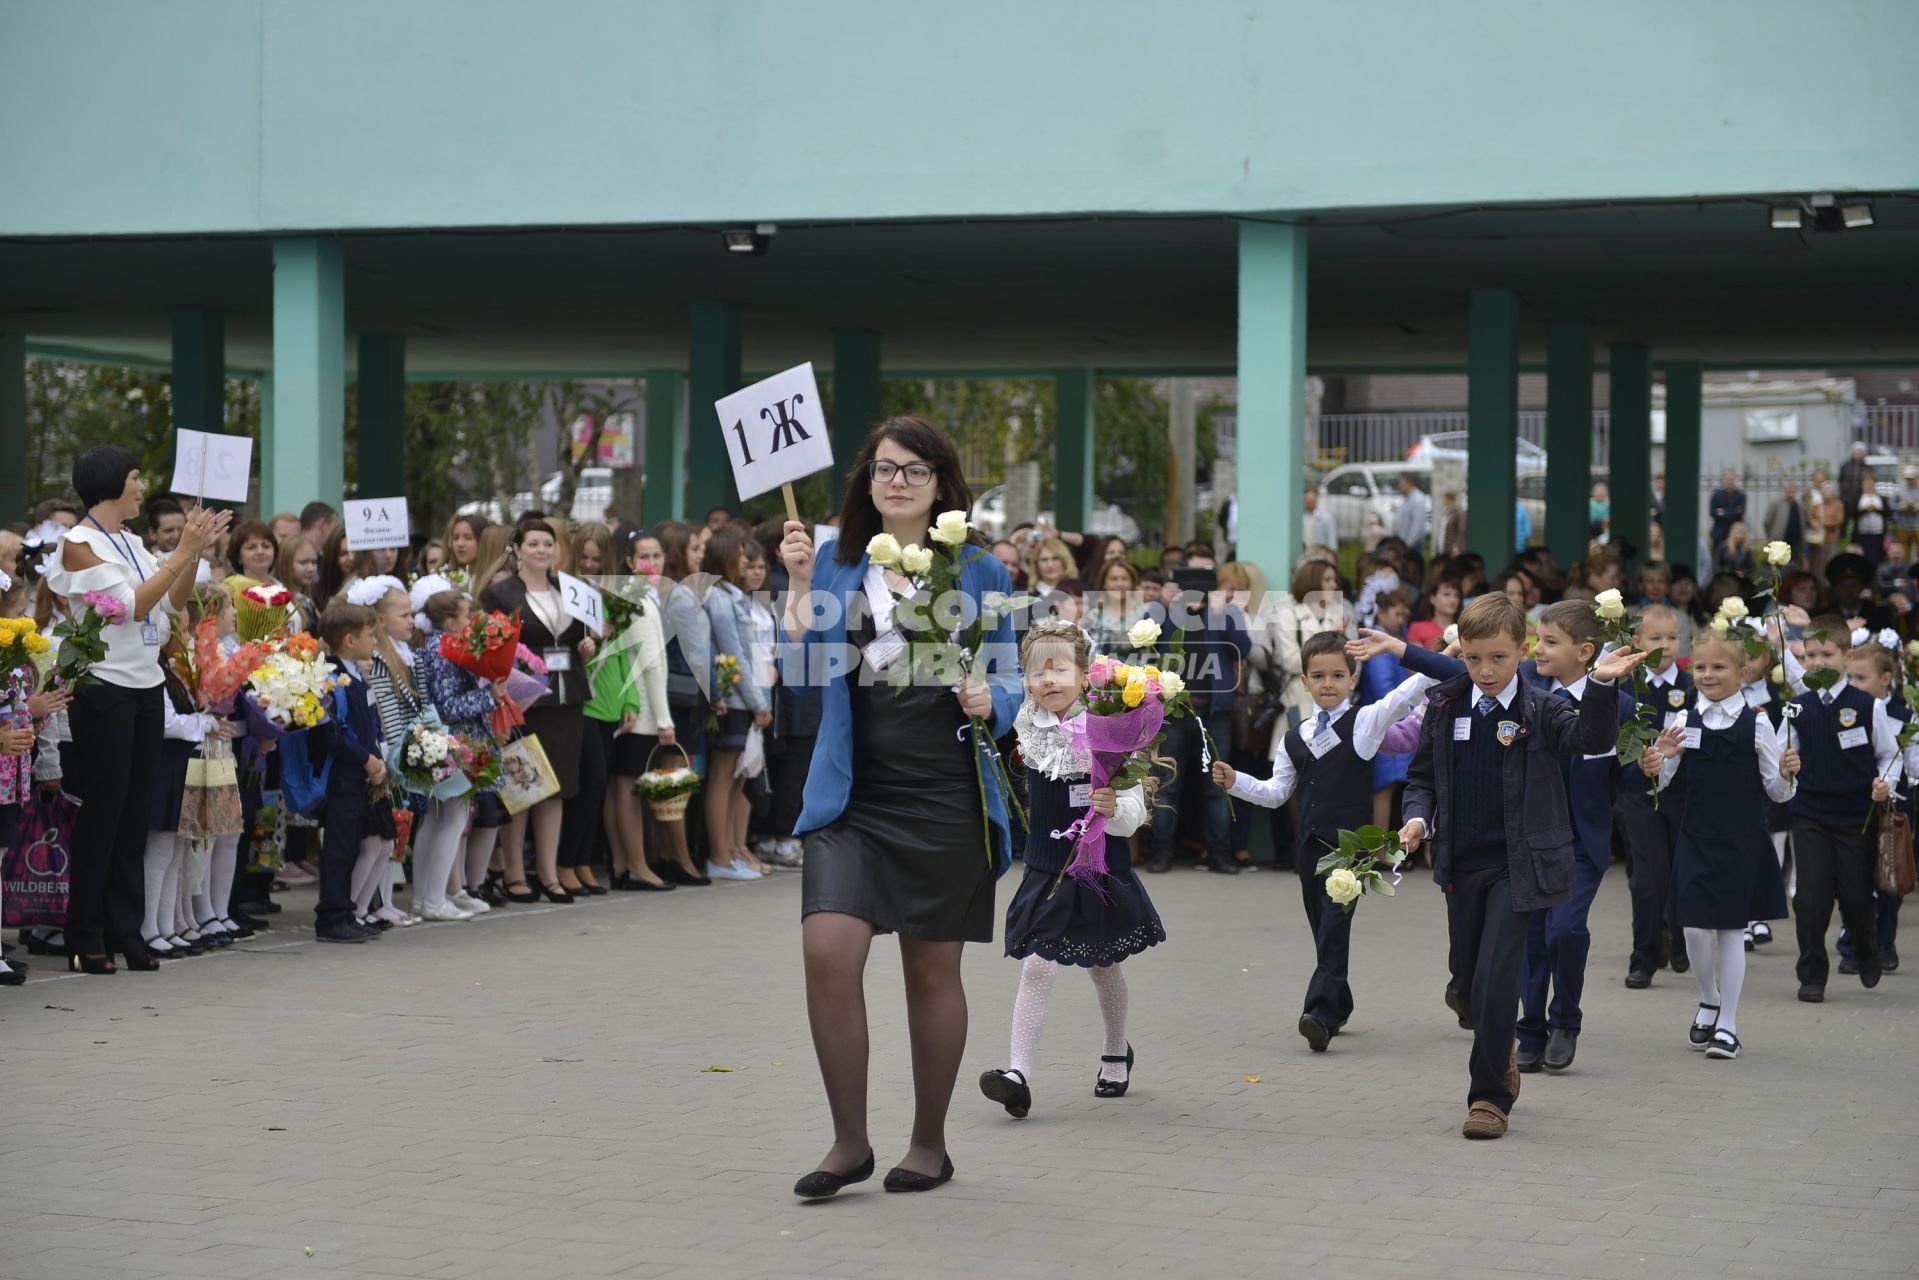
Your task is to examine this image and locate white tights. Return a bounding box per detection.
[1684,927,1747,1036]
[349,837,394,918]
[411,797,471,910]
[1006,956,1132,1085]
[464,824,499,895]
[190,834,239,928]
[142,831,181,942]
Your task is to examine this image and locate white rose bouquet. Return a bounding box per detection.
[395,721,472,801]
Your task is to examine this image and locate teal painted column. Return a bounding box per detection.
[257,374,275,511]
[685,301,741,518]
[170,307,225,435]
[269,238,345,514]
[1237,220,1307,576]
[355,333,406,499]
[1609,343,1653,572]
[642,371,686,525]
[1544,320,1594,565]
[1466,288,1519,563]
[0,332,24,523]
[1663,361,1704,572]
[1054,369,1095,534]
[831,329,881,507]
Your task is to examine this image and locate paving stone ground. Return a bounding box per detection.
[3,860,1916,1280]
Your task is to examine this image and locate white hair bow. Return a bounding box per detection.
[1878,628,1901,652]
[1853,627,1872,649]
[407,572,457,634]
[344,575,406,608]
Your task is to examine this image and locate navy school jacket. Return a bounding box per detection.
[1400,665,1622,911]
[313,660,384,786]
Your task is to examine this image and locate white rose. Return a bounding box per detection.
[1325,868,1363,906]
[1442,623,1459,647]
[898,544,934,576]
[1127,618,1163,648]
[1764,540,1792,567]
[930,510,972,546]
[1593,588,1626,621]
[866,533,901,567]
[1157,669,1185,698]
[1717,596,1749,622]
[1710,617,1730,634]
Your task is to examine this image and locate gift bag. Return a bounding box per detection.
[1878,802,1916,896]
[2,789,78,929]
[498,734,562,815]
[179,737,244,839]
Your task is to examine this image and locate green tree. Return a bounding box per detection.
[395,382,540,536]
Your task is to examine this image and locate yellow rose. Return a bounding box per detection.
[25,633,49,654]
[1110,663,1131,686]
[1121,682,1146,708]
[1144,665,1161,681]
[1325,868,1363,906]
[15,618,34,634]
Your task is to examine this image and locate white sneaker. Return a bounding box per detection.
[450,891,492,914]
[752,838,784,858]
[707,861,762,881]
[761,844,804,869]
[416,900,475,922]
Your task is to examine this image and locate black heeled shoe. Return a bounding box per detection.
[662,862,710,887]
[500,879,539,904]
[883,1153,954,1193]
[537,881,575,904]
[793,1149,875,1199]
[70,953,117,975]
[578,877,608,896]
[979,1068,1032,1118]
[1094,1043,1135,1098]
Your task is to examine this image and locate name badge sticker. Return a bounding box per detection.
[1682,727,1703,750]
[1837,727,1869,750]
[1068,782,1093,808]
[862,631,905,672]
[1453,717,1472,742]
[543,648,573,673]
[1309,730,1340,758]
[140,618,161,646]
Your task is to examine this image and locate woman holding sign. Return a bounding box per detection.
[48,446,232,974]
[480,519,596,904]
[779,417,1022,1198]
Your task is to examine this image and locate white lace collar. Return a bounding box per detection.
[1016,700,1090,781]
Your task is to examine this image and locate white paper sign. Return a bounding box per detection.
[814,524,839,548]
[343,496,410,551]
[171,429,254,502]
[556,571,605,633]
[714,363,835,502]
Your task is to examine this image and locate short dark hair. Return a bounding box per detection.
[512,518,556,548]
[318,601,378,649]
[73,445,140,508]
[1300,630,1356,673]
[1538,599,1603,653]
[143,495,186,527]
[299,501,338,529]
[1808,614,1851,650]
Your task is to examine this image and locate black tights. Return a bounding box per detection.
[802,911,967,1177]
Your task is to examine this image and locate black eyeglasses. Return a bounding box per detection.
[869,460,935,487]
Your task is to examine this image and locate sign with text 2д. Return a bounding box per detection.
[714,363,834,505]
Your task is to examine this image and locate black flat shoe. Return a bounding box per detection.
[979,1068,1031,1118]
[1094,1043,1134,1098]
[630,875,675,892]
[1689,1003,1721,1050]
[610,871,636,891]
[793,1150,875,1199]
[0,962,27,986]
[882,1153,954,1193]
[661,863,710,886]
[579,879,609,896]
[537,882,575,904]
[1543,1028,1576,1072]
[1298,1014,1331,1053]
[1624,968,1653,989]
[1516,1043,1545,1073]
[25,934,69,958]
[500,880,539,904]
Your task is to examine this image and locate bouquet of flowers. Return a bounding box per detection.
[173,616,274,713]
[244,635,348,731]
[634,758,702,821]
[1044,649,1178,895]
[708,653,741,730]
[453,733,502,790]
[440,610,527,736]
[231,580,294,644]
[1315,825,1407,914]
[604,583,647,634]
[389,806,416,861]
[395,721,471,801]
[0,617,51,687]
[1121,616,1232,818]
[43,590,121,691]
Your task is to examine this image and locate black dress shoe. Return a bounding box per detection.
[1797,983,1824,1003]
[1861,963,1882,989]
[1297,1014,1331,1053]
[979,1068,1031,1118]
[631,875,675,891]
[660,863,710,887]
[1837,956,1859,975]
[316,922,377,944]
[1689,1003,1720,1049]
[230,910,269,931]
[1206,852,1240,875]
[1094,1043,1134,1097]
[25,933,70,958]
[1624,968,1653,989]
[610,871,635,891]
[1145,854,1172,874]
[537,882,575,904]
[1543,1028,1576,1072]
[883,1153,954,1193]
[1443,987,1473,1028]
[1669,952,1690,974]
[793,1150,874,1199]
[1884,945,1899,972]
[0,961,27,985]
[1516,1043,1545,1074]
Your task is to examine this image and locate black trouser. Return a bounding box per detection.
[1446,866,1531,1114]
[766,733,816,839]
[316,787,367,931]
[1616,791,1685,973]
[1838,894,1903,963]
[1296,837,1355,1028]
[1792,816,1880,986]
[64,681,163,958]
[559,716,611,868]
[1148,710,1232,861]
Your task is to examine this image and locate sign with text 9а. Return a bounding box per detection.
[714,363,834,504]
[344,497,410,551]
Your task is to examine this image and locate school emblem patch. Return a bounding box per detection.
[1838,707,1858,728]
[1667,687,1686,708]
[1496,720,1520,747]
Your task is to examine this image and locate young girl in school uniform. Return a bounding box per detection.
[1639,628,1798,1060]
[979,620,1163,1119]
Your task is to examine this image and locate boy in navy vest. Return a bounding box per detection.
[1780,616,1897,1000]
[1615,604,1693,986]
[1834,639,1907,977]
[313,602,390,945]
[1400,594,1643,1139]
[1211,631,1435,1052]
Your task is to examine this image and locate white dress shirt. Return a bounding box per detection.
[1778,646,1901,781]
[1228,671,1437,808]
[1649,690,1796,802]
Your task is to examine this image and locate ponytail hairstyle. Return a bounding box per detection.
[423,589,471,635]
[371,586,417,702]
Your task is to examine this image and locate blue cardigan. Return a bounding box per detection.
[780,545,1024,877]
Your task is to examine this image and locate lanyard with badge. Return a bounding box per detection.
[85,515,161,646]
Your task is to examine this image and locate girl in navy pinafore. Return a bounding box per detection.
[980,622,1163,1120]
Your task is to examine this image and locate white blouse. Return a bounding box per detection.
[43,523,180,690]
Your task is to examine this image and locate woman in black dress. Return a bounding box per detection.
[779,418,1024,1198]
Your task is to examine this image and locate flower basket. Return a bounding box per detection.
[634,742,700,822]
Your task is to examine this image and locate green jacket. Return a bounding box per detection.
[583,622,644,724]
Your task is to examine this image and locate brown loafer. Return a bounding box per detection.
[1505,1044,1521,1103]
[1462,1101,1509,1139]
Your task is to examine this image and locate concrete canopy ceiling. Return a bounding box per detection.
[4,195,1916,377]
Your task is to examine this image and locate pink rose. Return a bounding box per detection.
[1087,659,1113,688]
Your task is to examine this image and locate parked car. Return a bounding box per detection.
[969,485,1141,545]
[1406,431,1549,470]
[457,467,616,526]
[1319,459,1553,548]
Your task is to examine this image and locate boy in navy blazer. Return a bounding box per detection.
[312,602,390,945]
[1400,594,1643,1139]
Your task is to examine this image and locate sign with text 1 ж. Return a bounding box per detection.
[555,572,605,633]
[715,363,834,505]
[344,497,410,551]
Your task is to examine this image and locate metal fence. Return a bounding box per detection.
[1866,404,1919,455]
[1314,410,1613,469]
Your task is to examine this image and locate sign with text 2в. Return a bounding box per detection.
[343,497,410,551]
[714,363,834,504]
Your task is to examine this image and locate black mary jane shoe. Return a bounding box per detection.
[579,878,609,896]
[1704,1028,1741,1060]
[882,1153,954,1193]
[1688,1003,1720,1050]
[500,879,540,905]
[1094,1043,1135,1098]
[979,1068,1031,1118]
[793,1150,875,1199]
[538,882,575,905]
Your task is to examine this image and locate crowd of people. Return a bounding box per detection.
[1,432,1906,1167]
